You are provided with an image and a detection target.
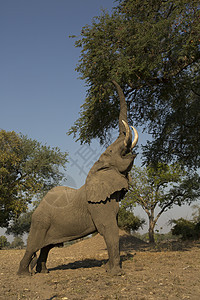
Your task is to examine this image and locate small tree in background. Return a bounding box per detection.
[171,218,198,240]
[171,205,200,240]
[0,130,68,227]
[123,164,200,243]
[118,206,145,234]
[0,235,10,249]
[191,204,200,223]
[10,236,24,249]
[6,211,33,237]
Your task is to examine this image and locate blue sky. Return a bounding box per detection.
[1,0,116,186]
[1,0,196,236]
[1,1,113,145]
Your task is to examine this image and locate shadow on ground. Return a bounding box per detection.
[48,253,135,272]
[49,258,107,271]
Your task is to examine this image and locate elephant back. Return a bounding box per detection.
[42,186,77,208]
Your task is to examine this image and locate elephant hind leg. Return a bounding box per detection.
[17,250,36,275]
[17,228,47,275]
[30,252,37,273]
[36,244,54,273]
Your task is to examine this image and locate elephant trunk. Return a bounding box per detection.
[112,81,138,149]
[112,80,129,136]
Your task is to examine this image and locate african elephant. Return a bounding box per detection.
[18,82,138,276]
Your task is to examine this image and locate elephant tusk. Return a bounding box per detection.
[122,120,130,147]
[131,126,139,149]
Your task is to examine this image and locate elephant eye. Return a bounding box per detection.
[110,150,112,153]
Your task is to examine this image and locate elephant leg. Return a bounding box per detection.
[36,244,53,273]
[101,222,121,275]
[88,201,121,275]
[30,252,38,273]
[17,228,47,275]
[17,250,36,275]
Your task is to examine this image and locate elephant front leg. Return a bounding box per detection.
[102,225,122,276]
[88,201,122,275]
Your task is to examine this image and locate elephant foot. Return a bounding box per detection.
[17,268,31,276]
[36,263,49,274]
[103,260,109,272]
[39,269,49,274]
[36,267,49,273]
[103,260,124,276]
[107,266,125,276]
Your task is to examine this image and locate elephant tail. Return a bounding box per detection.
[30,252,38,273]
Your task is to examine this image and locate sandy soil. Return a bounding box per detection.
[0,231,200,299]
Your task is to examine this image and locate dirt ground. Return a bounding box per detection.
[0,231,200,300]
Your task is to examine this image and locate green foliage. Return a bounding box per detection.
[0,130,68,227]
[10,236,24,249]
[171,205,200,240]
[124,163,198,210]
[118,206,145,233]
[6,211,33,236]
[171,218,200,240]
[0,235,9,249]
[123,163,200,243]
[191,204,200,223]
[69,0,200,168]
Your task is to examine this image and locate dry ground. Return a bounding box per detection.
[0,231,200,299]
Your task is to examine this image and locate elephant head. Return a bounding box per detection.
[85,121,138,203]
[85,80,138,203]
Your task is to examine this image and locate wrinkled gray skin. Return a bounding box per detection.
[18,82,138,276]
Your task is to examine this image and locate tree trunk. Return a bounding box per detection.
[148,216,155,244]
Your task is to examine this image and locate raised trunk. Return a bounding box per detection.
[112,80,128,135]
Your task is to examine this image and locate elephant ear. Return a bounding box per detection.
[85,168,129,203]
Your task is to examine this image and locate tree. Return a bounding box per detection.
[170,218,199,240]
[0,235,9,249]
[0,130,68,227]
[6,211,33,237]
[10,236,24,249]
[118,206,145,234]
[68,0,200,168]
[171,205,200,240]
[122,164,200,243]
[191,204,200,223]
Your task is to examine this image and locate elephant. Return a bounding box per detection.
[17,82,138,276]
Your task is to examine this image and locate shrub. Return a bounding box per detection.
[118,207,145,234]
[10,236,24,249]
[0,235,10,249]
[171,218,200,240]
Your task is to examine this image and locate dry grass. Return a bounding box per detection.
[0,231,200,299]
